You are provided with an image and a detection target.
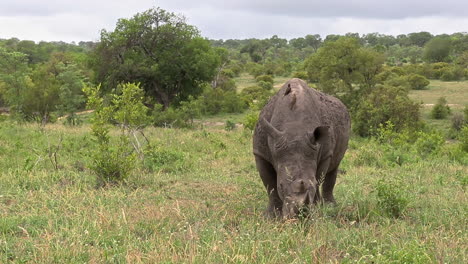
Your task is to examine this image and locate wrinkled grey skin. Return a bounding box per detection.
[253,78,350,219]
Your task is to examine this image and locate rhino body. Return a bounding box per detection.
[253,78,350,218]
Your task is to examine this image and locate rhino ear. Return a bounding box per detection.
[308,126,330,145]
[260,118,284,139]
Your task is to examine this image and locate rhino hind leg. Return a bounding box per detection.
[322,168,338,204]
[254,155,282,218]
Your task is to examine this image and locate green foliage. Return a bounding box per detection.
[92,7,219,108]
[255,75,274,85]
[153,100,200,129]
[240,86,273,110]
[0,48,31,118]
[143,144,187,172]
[245,62,265,77]
[304,37,385,108]
[90,136,136,185]
[431,97,451,119]
[112,83,151,131]
[376,178,409,218]
[414,130,445,157]
[353,84,421,137]
[451,113,465,131]
[225,120,236,131]
[83,83,149,185]
[56,64,86,125]
[292,71,308,79]
[439,66,465,81]
[198,88,246,115]
[459,125,468,152]
[242,111,259,131]
[423,37,452,62]
[406,74,429,90]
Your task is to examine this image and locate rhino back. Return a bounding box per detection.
[253,78,350,168]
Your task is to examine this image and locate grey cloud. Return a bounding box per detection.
[163,0,468,19]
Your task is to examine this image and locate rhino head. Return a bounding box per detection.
[261,117,331,218]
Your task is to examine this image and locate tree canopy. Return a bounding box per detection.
[92,7,220,108]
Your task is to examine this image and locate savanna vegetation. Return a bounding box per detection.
[1,6,467,263]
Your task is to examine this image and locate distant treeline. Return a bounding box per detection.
[0,7,467,137]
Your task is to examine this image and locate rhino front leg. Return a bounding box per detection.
[322,168,338,204]
[254,155,282,218]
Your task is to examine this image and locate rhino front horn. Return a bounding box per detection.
[260,118,284,139]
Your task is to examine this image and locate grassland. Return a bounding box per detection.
[1,122,467,263]
[0,79,467,263]
[408,80,468,107]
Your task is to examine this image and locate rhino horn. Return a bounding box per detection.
[260,118,284,139]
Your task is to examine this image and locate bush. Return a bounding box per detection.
[218,78,237,92]
[242,112,259,131]
[452,113,465,131]
[376,178,409,218]
[83,83,148,185]
[440,66,465,81]
[406,74,429,90]
[91,137,136,185]
[257,80,273,90]
[431,97,451,119]
[240,86,272,110]
[353,84,421,137]
[459,125,468,152]
[414,130,445,157]
[143,144,187,173]
[198,88,247,115]
[255,75,274,85]
[225,120,236,131]
[292,71,308,80]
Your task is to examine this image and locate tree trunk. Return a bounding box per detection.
[153,83,170,109]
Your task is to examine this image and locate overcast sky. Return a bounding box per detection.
[1,0,467,43]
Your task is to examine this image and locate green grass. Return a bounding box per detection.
[409,80,468,108]
[0,121,466,263]
[235,73,291,92]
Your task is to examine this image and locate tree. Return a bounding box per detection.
[423,37,452,62]
[304,37,384,108]
[92,7,219,108]
[56,64,86,125]
[408,32,433,47]
[0,48,31,117]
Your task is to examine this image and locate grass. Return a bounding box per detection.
[235,73,291,92]
[0,120,467,263]
[409,80,468,108]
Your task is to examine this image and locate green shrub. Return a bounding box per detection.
[242,112,259,131]
[143,144,187,173]
[153,106,194,128]
[464,105,468,120]
[198,88,247,115]
[91,136,136,185]
[431,97,451,119]
[292,71,308,80]
[218,78,237,92]
[414,130,445,157]
[257,80,273,90]
[221,91,247,113]
[83,83,148,185]
[240,86,272,110]
[452,113,465,131]
[376,178,409,218]
[406,74,429,90]
[255,75,274,85]
[353,84,421,137]
[225,120,236,131]
[440,66,464,81]
[459,125,468,152]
